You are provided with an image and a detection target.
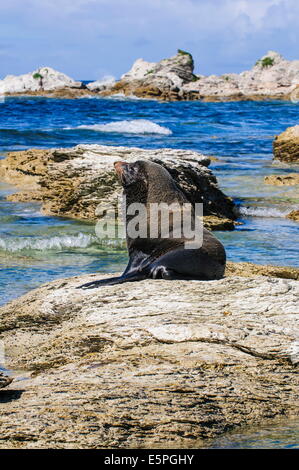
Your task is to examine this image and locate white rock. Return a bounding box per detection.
[121,58,157,80]
[0,67,82,94]
[182,50,299,98]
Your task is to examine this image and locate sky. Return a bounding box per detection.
[0,0,298,80]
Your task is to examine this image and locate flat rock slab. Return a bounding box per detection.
[264,174,299,186]
[0,273,298,448]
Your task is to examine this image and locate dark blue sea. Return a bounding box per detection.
[0,95,298,448]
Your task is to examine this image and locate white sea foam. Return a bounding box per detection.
[108,93,153,101]
[66,119,172,135]
[0,233,96,252]
[239,206,289,218]
[86,75,115,92]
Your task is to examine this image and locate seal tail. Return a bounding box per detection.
[77,271,148,290]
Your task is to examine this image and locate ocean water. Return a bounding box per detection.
[209,418,299,449]
[0,96,298,448]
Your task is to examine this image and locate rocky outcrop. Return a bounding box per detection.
[0,67,84,96]
[264,174,299,186]
[183,51,299,101]
[287,210,299,222]
[225,261,299,280]
[0,144,236,230]
[273,126,299,163]
[99,50,299,102]
[0,371,12,389]
[0,269,298,448]
[3,50,299,102]
[100,50,197,101]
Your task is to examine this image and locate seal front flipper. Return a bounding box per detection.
[78,271,148,289]
[150,265,199,280]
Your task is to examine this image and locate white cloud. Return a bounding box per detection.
[0,0,298,78]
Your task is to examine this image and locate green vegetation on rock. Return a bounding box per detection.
[33,72,43,80]
[177,49,194,66]
[256,57,275,68]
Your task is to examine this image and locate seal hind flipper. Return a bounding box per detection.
[78,271,148,289]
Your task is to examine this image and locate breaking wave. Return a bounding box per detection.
[0,233,96,252]
[239,206,289,218]
[66,119,172,135]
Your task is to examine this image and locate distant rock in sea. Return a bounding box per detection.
[99,49,299,102]
[2,50,299,101]
[0,66,86,97]
[183,50,299,101]
[100,49,198,100]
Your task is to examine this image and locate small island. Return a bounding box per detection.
[1,50,299,102]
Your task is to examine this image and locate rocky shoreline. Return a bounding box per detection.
[0,264,298,448]
[273,125,299,163]
[0,140,298,447]
[100,50,299,102]
[0,84,298,448]
[0,144,236,231]
[1,50,299,102]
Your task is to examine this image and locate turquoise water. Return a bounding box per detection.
[0,183,127,303]
[0,97,298,306]
[0,96,298,448]
[209,418,299,449]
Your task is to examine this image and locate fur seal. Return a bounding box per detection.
[79,160,226,289]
